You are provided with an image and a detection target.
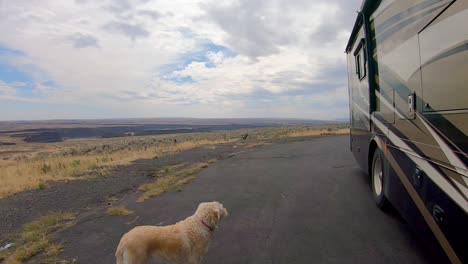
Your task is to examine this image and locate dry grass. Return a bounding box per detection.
[138,163,209,202]
[0,138,233,199]
[0,155,106,199]
[0,212,76,264]
[43,243,73,264]
[0,124,349,199]
[175,176,196,186]
[158,163,188,175]
[282,128,349,138]
[107,206,134,216]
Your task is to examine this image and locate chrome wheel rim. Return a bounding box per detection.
[373,156,383,196]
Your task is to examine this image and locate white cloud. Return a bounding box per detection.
[0,0,361,120]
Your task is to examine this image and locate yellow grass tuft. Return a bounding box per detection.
[175,176,196,185]
[105,195,119,202]
[138,163,209,202]
[107,206,134,216]
[158,163,188,175]
[44,243,64,263]
[0,212,76,264]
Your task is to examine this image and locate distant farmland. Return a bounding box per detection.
[0,118,343,143]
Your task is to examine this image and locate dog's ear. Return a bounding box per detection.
[207,206,221,227]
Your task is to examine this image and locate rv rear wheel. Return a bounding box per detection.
[371,148,388,209]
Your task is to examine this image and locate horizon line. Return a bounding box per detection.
[0,116,350,122]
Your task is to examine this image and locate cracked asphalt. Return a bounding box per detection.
[56,135,441,263]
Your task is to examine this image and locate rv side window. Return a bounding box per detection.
[355,54,361,76]
[353,39,366,81]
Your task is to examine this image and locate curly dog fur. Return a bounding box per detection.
[115,201,228,264]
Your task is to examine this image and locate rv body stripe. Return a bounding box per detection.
[387,144,463,174]
[375,90,468,179]
[387,143,467,199]
[379,120,465,200]
[424,109,468,115]
[386,150,462,264]
[418,113,468,177]
[371,0,394,20]
[372,117,468,213]
[376,4,447,45]
[377,63,468,157]
[421,42,468,69]
[353,101,369,118]
[421,115,468,158]
[417,113,468,188]
[419,9,468,65]
[374,0,446,33]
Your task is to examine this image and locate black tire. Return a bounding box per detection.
[371,148,388,209]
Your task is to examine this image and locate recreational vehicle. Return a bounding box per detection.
[346,0,467,263]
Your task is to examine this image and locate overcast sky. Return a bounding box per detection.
[0,0,361,121]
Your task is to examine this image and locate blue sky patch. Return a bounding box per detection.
[203,42,237,57]
[0,45,34,97]
[169,75,193,84]
[0,63,60,99]
[0,62,34,84]
[0,45,62,99]
[160,42,237,83]
[0,62,37,98]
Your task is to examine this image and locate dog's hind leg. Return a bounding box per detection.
[116,245,125,264]
[116,248,148,264]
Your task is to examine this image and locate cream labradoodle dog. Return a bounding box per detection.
[115,201,228,264]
